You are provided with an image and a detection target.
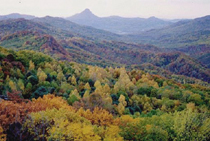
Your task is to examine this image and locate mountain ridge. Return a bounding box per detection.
[0,14,210,83]
[66,9,172,34]
[70,8,98,20]
[130,15,210,47]
[32,16,122,41]
[0,13,36,21]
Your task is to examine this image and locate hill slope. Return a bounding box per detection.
[0,19,118,66]
[169,44,210,68]
[0,31,71,61]
[61,37,210,82]
[0,18,75,40]
[0,17,210,83]
[33,16,122,41]
[129,15,210,48]
[0,13,36,21]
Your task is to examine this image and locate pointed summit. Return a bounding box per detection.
[82,8,92,14]
[79,8,96,18]
[69,8,98,20]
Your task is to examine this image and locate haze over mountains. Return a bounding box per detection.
[0,10,210,84]
[66,9,172,34]
[130,15,210,48]
[0,13,36,20]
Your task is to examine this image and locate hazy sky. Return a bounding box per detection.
[0,0,210,19]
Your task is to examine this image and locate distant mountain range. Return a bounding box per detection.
[32,16,122,41]
[0,13,36,20]
[129,15,210,48]
[66,9,172,34]
[127,15,210,69]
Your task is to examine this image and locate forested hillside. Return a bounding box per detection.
[170,44,210,68]
[0,47,210,140]
[1,18,210,83]
[129,15,210,48]
[33,16,122,41]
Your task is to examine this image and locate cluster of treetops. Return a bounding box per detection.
[0,47,210,141]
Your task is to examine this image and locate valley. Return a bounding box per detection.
[0,13,210,83]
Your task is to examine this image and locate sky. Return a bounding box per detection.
[0,0,210,19]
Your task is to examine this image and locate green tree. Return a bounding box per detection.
[173,110,210,141]
[17,79,24,91]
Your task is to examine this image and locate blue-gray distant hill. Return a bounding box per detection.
[129,15,210,48]
[127,15,210,69]
[0,13,36,20]
[66,9,172,34]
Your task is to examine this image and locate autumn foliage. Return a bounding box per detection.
[0,47,210,140]
[77,107,115,126]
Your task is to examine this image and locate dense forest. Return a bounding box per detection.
[0,18,210,83]
[0,47,210,140]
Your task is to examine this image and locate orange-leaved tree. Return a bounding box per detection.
[0,94,75,129]
[77,107,115,126]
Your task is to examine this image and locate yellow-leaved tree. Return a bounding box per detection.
[173,109,210,141]
[113,67,134,93]
[117,95,127,115]
[9,80,16,91]
[29,60,35,70]
[83,90,90,98]
[70,89,81,99]
[77,107,115,126]
[71,75,77,85]
[0,126,6,141]
[37,68,47,83]
[137,73,159,88]
[24,108,101,141]
[17,79,24,91]
[84,82,91,90]
[57,70,66,82]
[103,83,111,94]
